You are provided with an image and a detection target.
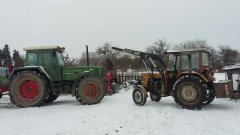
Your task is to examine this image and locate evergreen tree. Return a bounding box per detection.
[2,44,12,66]
[12,49,24,67]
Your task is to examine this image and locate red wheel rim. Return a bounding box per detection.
[83,83,98,98]
[19,80,39,100]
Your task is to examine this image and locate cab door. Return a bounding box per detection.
[43,50,61,81]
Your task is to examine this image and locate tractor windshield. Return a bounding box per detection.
[166,54,176,71]
[191,53,200,70]
[57,51,65,65]
[202,52,209,66]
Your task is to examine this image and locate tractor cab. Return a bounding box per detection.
[166,48,214,82]
[24,46,65,66]
[24,46,65,81]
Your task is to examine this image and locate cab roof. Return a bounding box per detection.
[23,46,65,53]
[166,48,209,54]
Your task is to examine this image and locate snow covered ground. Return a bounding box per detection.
[1,86,240,135]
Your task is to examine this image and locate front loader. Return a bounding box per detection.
[112,47,215,109]
[6,46,106,108]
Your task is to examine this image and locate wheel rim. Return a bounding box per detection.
[83,83,98,98]
[181,84,198,102]
[19,80,39,100]
[134,90,142,103]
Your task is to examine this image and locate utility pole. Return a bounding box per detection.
[85,45,89,66]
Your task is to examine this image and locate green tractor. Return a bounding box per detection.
[8,46,105,107]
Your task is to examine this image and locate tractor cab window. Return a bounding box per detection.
[44,51,53,65]
[175,53,200,71]
[181,55,190,71]
[166,54,176,71]
[176,55,180,70]
[202,52,209,66]
[27,52,39,66]
[56,51,64,65]
[191,53,200,70]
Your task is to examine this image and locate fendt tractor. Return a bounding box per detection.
[112,47,215,109]
[1,46,106,108]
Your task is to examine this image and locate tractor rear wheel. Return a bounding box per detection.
[150,92,161,102]
[203,93,215,105]
[132,88,147,106]
[173,77,206,109]
[75,77,105,105]
[9,71,47,108]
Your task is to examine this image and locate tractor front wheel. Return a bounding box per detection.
[75,77,105,105]
[132,88,147,106]
[9,71,47,108]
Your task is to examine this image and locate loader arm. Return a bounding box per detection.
[112,47,167,71]
[112,47,168,94]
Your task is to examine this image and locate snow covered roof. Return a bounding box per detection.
[166,48,209,53]
[222,63,240,70]
[23,46,65,52]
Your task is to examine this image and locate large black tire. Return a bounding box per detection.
[203,82,216,105]
[150,92,161,102]
[9,71,47,108]
[203,93,215,105]
[75,77,105,105]
[45,90,59,103]
[173,77,206,110]
[132,88,147,106]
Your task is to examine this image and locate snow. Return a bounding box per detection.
[1,87,240,135]
[222,63,240,70]
[214,72,228,83]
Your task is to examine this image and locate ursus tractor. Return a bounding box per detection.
[112,47,215,109]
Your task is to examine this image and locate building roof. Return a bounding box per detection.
[222,63,240,70]
[23,46,65,52]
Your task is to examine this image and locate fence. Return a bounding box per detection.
[116,73,140,84]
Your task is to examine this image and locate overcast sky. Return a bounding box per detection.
[0,0,239,57]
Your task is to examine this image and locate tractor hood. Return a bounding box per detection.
[61,66,104,80]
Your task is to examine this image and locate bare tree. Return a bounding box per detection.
[175,39,210,49]
[63,53,77,66]
[218,45,238,66]
[146,39,169,56]
[96,42,121,60]
[208,47,222,70]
